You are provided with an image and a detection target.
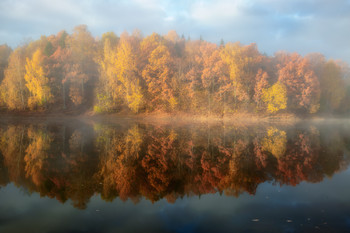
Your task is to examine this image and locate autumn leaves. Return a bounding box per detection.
[24,49,52,109]
[0,26,348,115]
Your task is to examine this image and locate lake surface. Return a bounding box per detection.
[0,118,350,233]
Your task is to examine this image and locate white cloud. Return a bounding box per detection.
[0,0,349,63]
[190,0,242,26]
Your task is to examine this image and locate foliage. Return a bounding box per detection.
[0,48,27,110]
[262,82,287,113]
[24,49,52,109]
[0,27,349,116]
[0,44,12,82]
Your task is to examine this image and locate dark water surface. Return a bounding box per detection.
[0,118,350,233]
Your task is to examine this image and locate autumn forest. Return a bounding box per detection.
[0,25,349,116]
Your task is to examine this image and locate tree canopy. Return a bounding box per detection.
[0,25,349,116]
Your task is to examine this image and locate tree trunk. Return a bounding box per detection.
[62,82,66,109]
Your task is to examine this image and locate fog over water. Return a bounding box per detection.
[1,0,350,232]
[0,118,350,232]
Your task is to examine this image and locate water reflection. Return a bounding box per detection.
[0,120,349,209]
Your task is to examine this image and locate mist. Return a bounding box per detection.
[1,2,350,232]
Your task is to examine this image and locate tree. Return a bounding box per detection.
[320,61,346,112]
[220,42,263,109]
[0,28,349,116]
[57,30,68,48]
[262,81,287,113]
[277,52,320,113]
[44,41,54,57]
[140,33,163,69]
[95,38,119,112]
[306,53,346,113]
[254,69,270,110]
[116,36,144,112]
[24,49,52,109]
[126,80,143,113]
[66,64,88,106]
[100,32,119,48]
[0,44,12,83]
[200,42,224,115]
[142,43,175,111]
[183,40,204,113]
[67,25,97,107]
[0,48,27,110]
[45,45,70,109]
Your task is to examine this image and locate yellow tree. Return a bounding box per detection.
[262,81,287,113]
[184,40,204,113]
[220,42,245,106]
[142,43,175,111]
[0,48,27,110]
[95,38,119,112]
[254,69,270,110]
[140,33,163,69]
[24,49,52,109]
[96,34,143,113]
[116,36,144,113]
[220,42,263,109]
[200,42,224,115]
[99,31,119,52]
[126,81,143,113]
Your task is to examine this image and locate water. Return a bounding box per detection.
[0,118,350,233]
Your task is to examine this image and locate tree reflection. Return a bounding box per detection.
[0,121,349,208]
[24,126,52,186]
[0,125,27,185]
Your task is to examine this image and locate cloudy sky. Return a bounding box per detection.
[0,0,349,63]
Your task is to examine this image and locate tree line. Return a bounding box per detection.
[0,25,349,115]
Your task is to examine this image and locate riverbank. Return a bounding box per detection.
[91,111,301,124]
[1,110,347,125]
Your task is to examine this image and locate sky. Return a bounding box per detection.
[0,0,349,63]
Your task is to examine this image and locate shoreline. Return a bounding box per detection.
[1,111,349,124]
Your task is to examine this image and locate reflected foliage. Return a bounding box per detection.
[0,121,349,208]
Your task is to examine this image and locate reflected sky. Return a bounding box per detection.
[0,119,350,232]
[1,168,350,233]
